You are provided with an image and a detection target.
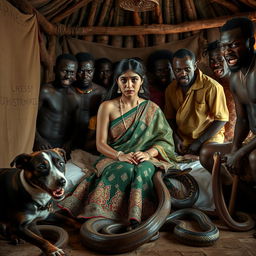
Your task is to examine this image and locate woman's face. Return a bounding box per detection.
[117,70,144,97]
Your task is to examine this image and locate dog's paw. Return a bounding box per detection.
[46,248,65,256]
[52,248,65,256]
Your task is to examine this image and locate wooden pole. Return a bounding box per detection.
[210,0,240,13]
[52,11,256,36]
[39,0,69,18]
[153,2,166,45]
[7,1,256,36]
[96,0,112,44]
[52,0,93,23]
[83,0,99,41]
[133,12,145,48]
[167,0,179,42]
[238,0,256,9]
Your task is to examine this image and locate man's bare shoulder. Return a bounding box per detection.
[40,83,56,92]
[92,83,107,94]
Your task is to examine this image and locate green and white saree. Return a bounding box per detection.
[59,100,178,222]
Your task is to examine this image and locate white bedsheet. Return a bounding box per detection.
[177,161,215,211]
[65,150,215,211]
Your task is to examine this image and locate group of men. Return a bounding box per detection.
[148,17,256,190]
[34,17,256,191]
[33,52,107,155]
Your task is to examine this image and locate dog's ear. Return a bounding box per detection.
[10,154,32,169]
[52,148,67,162]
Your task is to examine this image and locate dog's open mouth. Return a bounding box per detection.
[50,188,65,200]
[40,184,66,200]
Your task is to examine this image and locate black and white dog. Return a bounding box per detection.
[0,148,68,256]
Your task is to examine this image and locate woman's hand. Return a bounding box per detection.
[117,151,151,164]
[118,152,139,165]
[133,151,151,163]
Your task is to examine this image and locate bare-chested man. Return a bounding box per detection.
[72,52,106,150]
[206,41,236,142]
[33,54,79,154]
[200,18,256,188]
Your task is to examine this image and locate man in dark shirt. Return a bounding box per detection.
[146,50,173,110]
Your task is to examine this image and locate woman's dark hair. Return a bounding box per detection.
[105,58,149,100]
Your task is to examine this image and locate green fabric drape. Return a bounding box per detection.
[59,100,177,222]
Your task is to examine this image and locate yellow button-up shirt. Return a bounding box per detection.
[165,69,229,146]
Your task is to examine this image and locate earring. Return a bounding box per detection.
[139,87,144,93]
[117,88,121,93]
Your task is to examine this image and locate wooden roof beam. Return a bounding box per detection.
[6,1,256,36]
[52,0,93,23]
[56,11,256,36]
[210,0,240,13]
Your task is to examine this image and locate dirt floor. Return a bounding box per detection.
[0,222,256,256]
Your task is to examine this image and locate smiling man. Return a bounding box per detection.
[33,54,80,154]
[165,48,229,156]
[206,41,236,142]
[200,18,256,187]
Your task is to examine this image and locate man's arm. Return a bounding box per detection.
[225,96,252,172]
[33,85,53,151]
[188,81,228,154]
[167,118,185,154]
[188,120,227,154]
[231,94,250,152]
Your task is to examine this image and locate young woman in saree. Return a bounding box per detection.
[59,58,180,225]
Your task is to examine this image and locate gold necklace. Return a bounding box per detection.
[119,97,139,130]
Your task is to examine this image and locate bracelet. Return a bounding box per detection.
[116,151,124,160]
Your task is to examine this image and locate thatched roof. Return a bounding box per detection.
[9,0,256,48]
[7,0,255,83]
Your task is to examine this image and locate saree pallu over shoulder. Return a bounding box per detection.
[95,100,178,176]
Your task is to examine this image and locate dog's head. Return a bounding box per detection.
[10,148,68,201]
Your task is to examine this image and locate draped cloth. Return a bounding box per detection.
[0,0,40,167]
[59,100,178,222]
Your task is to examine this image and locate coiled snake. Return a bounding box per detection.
[80,168,219,253]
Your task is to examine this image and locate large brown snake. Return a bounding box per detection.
[80,169,219,253]
[212,152,255,231]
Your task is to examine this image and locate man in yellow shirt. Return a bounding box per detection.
[165,48,229,155]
